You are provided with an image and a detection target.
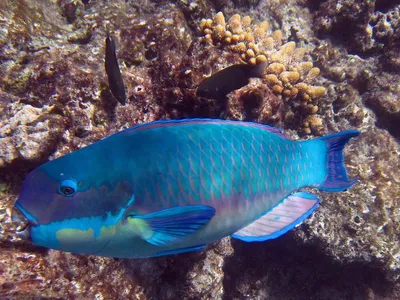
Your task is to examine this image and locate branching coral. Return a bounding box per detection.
[199,12,326,102]
[199,12,327,135]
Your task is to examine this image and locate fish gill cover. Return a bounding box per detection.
[0,0,399,299]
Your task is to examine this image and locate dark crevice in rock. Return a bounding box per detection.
[305,0,323,12]
[363,98,400,140]
[0,240,49,255]
[312,1,377,57]
[374,0,400,13]
[242,90,264,121]
[232,0,261,7]
[223,234,396,299]
[318,30,378,59]
[374,115,400,141]
[100,89,118,123]
[0,158,53,181]
[173,0,213,34]
[120,251,206,299]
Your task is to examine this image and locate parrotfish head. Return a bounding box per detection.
[13,148,135,255]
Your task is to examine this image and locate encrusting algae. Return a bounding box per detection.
[199,12,327,135]
[199,12,326,102]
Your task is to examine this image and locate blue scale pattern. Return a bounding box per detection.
[116,121,321,213]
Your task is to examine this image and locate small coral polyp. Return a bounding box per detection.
[200,12,326,102]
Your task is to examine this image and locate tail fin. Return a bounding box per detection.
[248,61,267,78]
[318,130,360,192]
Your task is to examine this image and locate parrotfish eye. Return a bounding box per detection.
[59,179,78,197]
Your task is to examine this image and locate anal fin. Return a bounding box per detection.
[232,192,319,242]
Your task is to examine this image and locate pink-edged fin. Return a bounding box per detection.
[232,192,319,242]
[113,118,287,138]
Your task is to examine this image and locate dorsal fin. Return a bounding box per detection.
[112,119,287,139]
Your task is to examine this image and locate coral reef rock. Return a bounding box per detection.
[297,125,400,282]
[0,92,64,167]
[0,0,400,299]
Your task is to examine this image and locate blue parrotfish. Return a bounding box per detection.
[13,119,360,258]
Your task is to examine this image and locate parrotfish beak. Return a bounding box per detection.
[11,205,33,241]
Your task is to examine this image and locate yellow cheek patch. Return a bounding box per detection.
[127,218,153,240]
[56,228,95,242]
[100,225,116,238]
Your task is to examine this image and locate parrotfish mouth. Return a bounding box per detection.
[11,206,32,241]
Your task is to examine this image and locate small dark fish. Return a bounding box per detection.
[105,34,126,105]
[197,61,267,99]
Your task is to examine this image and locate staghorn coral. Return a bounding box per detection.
[199,12,326,102]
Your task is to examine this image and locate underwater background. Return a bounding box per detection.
[0,0,399,299]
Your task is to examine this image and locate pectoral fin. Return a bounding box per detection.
[232,192,319,242]
[126,205,215,246]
